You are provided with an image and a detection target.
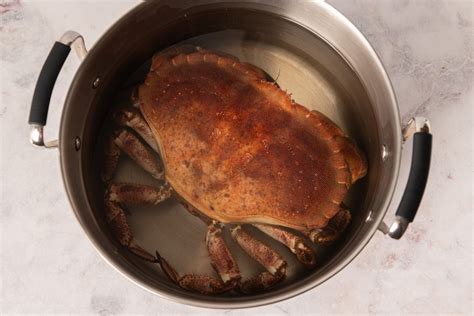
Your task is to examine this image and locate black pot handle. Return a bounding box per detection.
[385,117,432,239]
[29,31,86,148]
[29,42,71,126]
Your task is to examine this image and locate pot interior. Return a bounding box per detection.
[61,2,394,308]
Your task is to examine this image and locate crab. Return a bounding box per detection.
[101,45,367,295]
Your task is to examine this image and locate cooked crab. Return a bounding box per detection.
[101,45,367,295]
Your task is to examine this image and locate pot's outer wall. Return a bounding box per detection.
[59,0,401,308]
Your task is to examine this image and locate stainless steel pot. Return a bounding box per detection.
[28,0,432,308]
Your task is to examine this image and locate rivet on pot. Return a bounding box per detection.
[92,76,101,89]
[74,137,81,151]
[382,144,388,161]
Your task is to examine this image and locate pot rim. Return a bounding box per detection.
[59,0,401,309]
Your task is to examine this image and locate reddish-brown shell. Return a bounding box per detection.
[139,47,367,230]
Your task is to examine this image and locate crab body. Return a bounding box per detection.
[139,48,366,231]
[102,46,367,294]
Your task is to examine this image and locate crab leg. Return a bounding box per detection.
[231,226,286,275]
[239,271,286,294]
[206,223,241,284]
[104,182,173,262]
[105,200,157,262]
[230,225,287,293]
[181,202,213,225]
[155,223,240,294]
[102,90,160,182]
[154,203,241,294]
[253,224,316,267]
[155,252,235,295]
[102,136,121,182]
[113,107,159,153]
[182,203,240,283]
[112,127,164,180]
[107,183,172,205]
[306,207,352,244]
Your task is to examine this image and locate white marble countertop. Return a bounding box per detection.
[1,1,472,314]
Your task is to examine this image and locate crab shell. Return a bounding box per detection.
[138,48,367,231]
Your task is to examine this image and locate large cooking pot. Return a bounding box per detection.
[28,0,432,308]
